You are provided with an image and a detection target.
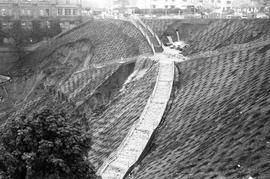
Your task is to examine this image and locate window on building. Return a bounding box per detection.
[27,9,31,16]
[183,0,187,2]
[40,9,49,16]
[21,9,31,16]
[21,9,25,15]
[151,5,156,9]
[45,9,49,16]
[2,22,13,30]
[217,0,221,3]
[47,21,51,28]
[65,9,71,16]
[73,9,77,16]
[165,5,168,8]
[66,0,70,4]
[40,9,44,16]
[58,8,63,16]
[171,5,175,8]
[0,9,8,16]
[21,21,33,30]
[227,0,231,4]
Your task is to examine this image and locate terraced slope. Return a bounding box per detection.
[128,43,270,179]
[184,19,270,56]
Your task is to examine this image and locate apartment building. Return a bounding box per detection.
[0,0,82,21]
[55,0,82,20]
[0,0,82,31]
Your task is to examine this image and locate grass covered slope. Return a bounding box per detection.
[130,44,270,178]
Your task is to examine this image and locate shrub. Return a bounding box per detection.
[0,109,98,179]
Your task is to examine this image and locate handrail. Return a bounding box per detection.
[129,19,155,54]
[155,33,162,46]
[134,17,163,47]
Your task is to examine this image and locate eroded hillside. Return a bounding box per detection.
[0,18,153,122]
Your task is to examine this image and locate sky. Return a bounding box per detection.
[81,0,135,8]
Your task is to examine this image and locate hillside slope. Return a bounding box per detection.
[184,19,270,56]
[128,38,270,179]
[0,19,152,122]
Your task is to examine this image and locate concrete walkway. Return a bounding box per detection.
[97,54,176,179]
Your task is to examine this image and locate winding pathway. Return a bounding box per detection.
[97,54,175,179]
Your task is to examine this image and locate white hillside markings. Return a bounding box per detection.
[97,54,176,179]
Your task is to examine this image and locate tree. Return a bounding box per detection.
[49,20,62,37]
[32,20,43,42]
[11,20,23,47]
[0,109,98,179]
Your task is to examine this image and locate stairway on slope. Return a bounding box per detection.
[135,20,163,53]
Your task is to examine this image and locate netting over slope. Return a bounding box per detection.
[129,44,270,179]
[59,63,121,102]
[142,19,178,37]
[12,19,152,75]
[184,19,270,56]
[87,60,158,169]
[1,19,153,123]
[143,19,212,42]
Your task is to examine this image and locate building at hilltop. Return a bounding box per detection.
[0,0,82,30]
[114,0,233,10]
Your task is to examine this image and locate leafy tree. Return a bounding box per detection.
[32,20,43,42]
[0,21,3,45]
[0,109,98,179]
[49,20,62,37]
[11,20,23,47]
